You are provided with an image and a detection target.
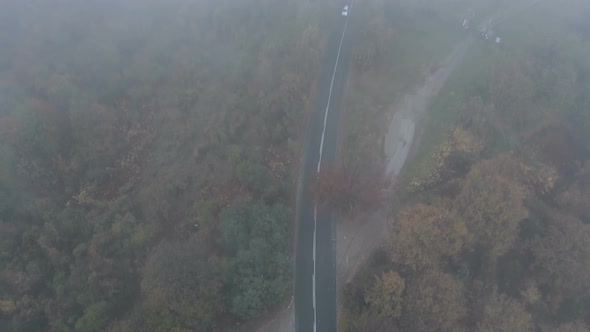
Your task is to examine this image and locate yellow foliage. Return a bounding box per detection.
[405,270,467,331]
[474,154,558,196]
[365,271,405,319]
[478,292,532,332]
[457,167,528,258]
[407,141,454,192]
[0,299,16,314]
[391,204,469,271]
[408,126,484,192]
[452,126,484,154]
[67,185,98,207]
[521,283,541,304]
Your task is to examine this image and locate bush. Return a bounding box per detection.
[220,199,291,319]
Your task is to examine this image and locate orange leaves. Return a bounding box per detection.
[390,204,468,271]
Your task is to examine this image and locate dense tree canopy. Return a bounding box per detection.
[220,198,291,319]
[390,203,468,271]
[0,0,335,330]
[142,237,226,331]
[477,292,532,332]
[457,165,528,259]
[403,270,467,331]
[364,271,405,319]
[530,214,590,299]
[340,1,590,331]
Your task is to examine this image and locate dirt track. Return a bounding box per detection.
[385,39,471,176]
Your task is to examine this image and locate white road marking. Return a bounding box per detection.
[312,3,352,331]
[313,205,317,310]
[313,204,317,331]
[317,7,350,173]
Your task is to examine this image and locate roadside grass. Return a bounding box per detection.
[341,0,554,185]
[343,5,465,170]
[402,0,590,186]
[402,40,498,182]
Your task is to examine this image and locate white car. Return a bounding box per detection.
[342,5,349,16]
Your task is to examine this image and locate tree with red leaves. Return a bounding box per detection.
[310,163,390,215]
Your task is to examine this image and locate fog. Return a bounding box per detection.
[0,1,589,331]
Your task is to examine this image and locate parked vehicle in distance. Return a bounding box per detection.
[342,5,349,16]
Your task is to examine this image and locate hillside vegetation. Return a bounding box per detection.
[0,1,337,330]
[341,0,590,331]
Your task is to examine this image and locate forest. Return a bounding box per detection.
[3,0,590,331]
[0,0,337,330]
[340,0,590,331]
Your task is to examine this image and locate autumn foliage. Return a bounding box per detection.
[340,0,590,330]
[0,0,333,330]
[310,164,390,215]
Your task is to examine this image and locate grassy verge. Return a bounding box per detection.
[342,2,465,171]
[402,0,590,186]
[402,40,496,181]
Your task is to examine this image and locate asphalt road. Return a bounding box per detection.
[295,5,352,332]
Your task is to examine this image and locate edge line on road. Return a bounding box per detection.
[317,10,350,173]
[312,3,352,330]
